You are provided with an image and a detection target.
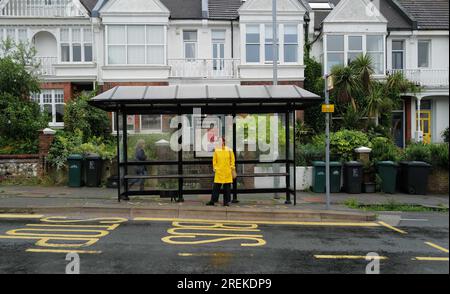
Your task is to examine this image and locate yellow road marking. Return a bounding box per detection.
[178,253,236,257]
[413,257,449,261]
[378,221,407,234]
[314,255,388,260]
[26,248,102,254]
[39,216,127,224]
[26,223,120,230]
[0,214,44,219]
[162,235,266,247]
[5,228,110,238]
[135,217,380,227]
[425,242,449,253]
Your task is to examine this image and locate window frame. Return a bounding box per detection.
[245,24,261,64]
[139,115,163,134]
[105,25,167,66]
[32,89,65,128]
[59,27,93,63]
[326,34,345,73]
[324,34,385,75]
[366,35,385,75]
[391,39,405,70]
[347,35,363,65]
[417,40,431,69]
[183,30,198,61]
[283,24,298,63]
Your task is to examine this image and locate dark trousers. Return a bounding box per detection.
[211,183,231,204]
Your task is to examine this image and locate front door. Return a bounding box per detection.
[417,110,432,144]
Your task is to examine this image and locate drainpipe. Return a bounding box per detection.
[386,30,391,74]
[231,20,234,59]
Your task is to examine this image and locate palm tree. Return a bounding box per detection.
[351,54,374,92]
[330,65,360,110]
[365,82,390,126]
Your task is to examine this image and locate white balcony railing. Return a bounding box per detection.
[390,69,449,88]
[169,59,240,79]
[0,0,84,17]
[35,56,57,76]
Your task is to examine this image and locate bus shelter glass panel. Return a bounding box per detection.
[125,114,179,192]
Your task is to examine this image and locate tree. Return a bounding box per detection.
[351,54,374,92]
[365,82,390,126]
[330,65,360,110]
[303,57,326,134]
[0,40,48,154]
[0,39,40,99]
[63,90,112,142]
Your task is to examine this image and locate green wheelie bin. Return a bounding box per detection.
[67,154,84,187]
[377,161,398,194]
[312,161,342,193]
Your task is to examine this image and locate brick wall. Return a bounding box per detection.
[428,168,449,194]
[40,82,72,103]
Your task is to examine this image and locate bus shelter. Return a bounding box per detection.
[89,84,321,205]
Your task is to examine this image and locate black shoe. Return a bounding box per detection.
[206,201,215,206]
[223,203,230,207]
[120,195,130,201]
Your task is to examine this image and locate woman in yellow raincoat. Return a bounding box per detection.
[206,137,235,206]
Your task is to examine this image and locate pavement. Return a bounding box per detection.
[0,212,448,274]
[0,185,448,222]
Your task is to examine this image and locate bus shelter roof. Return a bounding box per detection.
[88,84,322,114]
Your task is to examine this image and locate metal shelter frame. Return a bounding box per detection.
[89,84,322,206]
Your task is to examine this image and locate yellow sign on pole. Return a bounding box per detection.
[322,104,335,113]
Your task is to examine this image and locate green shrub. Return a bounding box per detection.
[47,130,117,170]
[63,91,112,142]
[312,129,370,161]
[402,143,448,170]
[442,127,449,143]
[0,93,49,154]
[46,130,84,170]
[429,144,449,170]
[295,143,325,166]
[403,143,432,163]
[370,136,401,164]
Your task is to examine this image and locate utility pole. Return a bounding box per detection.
[272,0,278,85]
[272,0,282,201]
[323,75,334,210]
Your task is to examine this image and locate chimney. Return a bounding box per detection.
[202,0,209,18]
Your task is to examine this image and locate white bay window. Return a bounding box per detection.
[60,27,93,63]
[347,36,363,64]
[326,35,344,73]
[107,25,165,65]
[366,35,384,74]
[325,34,385,74]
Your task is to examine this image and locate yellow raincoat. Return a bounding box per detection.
[213,146,235,184]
